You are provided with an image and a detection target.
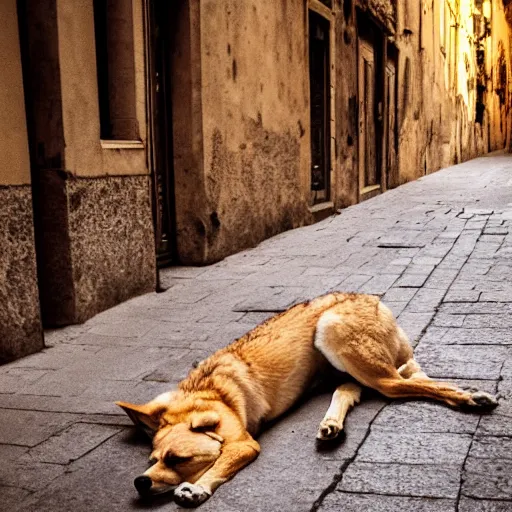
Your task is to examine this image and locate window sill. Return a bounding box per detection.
[100,140,144,150]
[360,185,381,195]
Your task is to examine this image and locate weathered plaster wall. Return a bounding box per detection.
[183,0,312,263]
[0,0,31,186]
[392,0,512,185]
[490,0,512,150]
[56,0,148,177]
[334,0,359,207]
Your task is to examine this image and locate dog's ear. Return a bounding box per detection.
[190,411,221,431]
[115,401,166,436]
[116,391,175,435]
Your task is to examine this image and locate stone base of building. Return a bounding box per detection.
[0,186,43,364]
[37,172,156,326]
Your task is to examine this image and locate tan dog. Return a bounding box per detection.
[117,292,497,507]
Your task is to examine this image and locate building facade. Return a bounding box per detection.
[1,0,511,363]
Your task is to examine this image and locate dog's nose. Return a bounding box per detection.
[134,475,153,495]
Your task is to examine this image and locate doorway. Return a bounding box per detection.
[385,46,398,189]
[146,0,176,267]
[358,35,379,194]
[309,9,331,204]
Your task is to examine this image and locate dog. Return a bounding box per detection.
[117,292,498,507]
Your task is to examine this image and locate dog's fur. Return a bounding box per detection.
[117,292,498,507]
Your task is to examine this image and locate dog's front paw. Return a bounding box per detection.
[317,418,343,441]
[174,482,211,508]
[469,391,499,409]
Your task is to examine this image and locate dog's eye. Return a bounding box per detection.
[148,456,157,466]
[163,454,192,467]
[191,425,212,433]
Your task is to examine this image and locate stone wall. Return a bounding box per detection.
[36,174,156,326]
[0,188,43,363]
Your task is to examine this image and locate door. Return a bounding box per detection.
[147,0,176,267]
[385,57,397,189]
[358,38,379,193]
[309,10,331,204]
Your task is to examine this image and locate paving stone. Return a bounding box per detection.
[477,413,512,436]
[88,318,157,337]
[0,409,78,447]
[437,231,461,239]
[0,367,49,394]
[463,315,512,328]
[448,378,498,394]
[416,326,449,345]
[340,462,461,498]
[382,301,408,317]
[17,430,154,512]
[436,328,512,345]
[143,349,211,384]
[480,291,512,302]
[465,220,487,229]
[413,256,444,266]
[396,312,435,345]
[358,274,401,294]
[319,492,456,511]
[237,311,276,326]
[395,273,430,288]
[464,208,493,215]
[372,401,480,434]
[469,436,512,461]
[336,273,373,292]
[484,227,509,235]
[22,423,121,464]
[443,290,481,302]
[414,345,508,379]
[439,302,512,315]
[357,431,472,465]
[1,486,33,508]
[390,257,413,265]
[424,268,460,289]
[0,394,121,415]
[383,287,418,302]
[4,344,101,372]
[0,458,67,492]
[459,498,512,512]
[160,266,208,280]
[407,288,446,313]
[462,458,512,500]
[433,313,466,327]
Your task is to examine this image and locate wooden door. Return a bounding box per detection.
[385,58,397,188]
[309,10,331,204]
[147,0,176,267]
[358,39,378,193]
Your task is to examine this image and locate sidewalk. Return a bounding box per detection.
[1,153,512,512]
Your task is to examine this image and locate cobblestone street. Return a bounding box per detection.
[2,153,512,511]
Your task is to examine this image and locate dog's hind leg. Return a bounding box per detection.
[317,382,362,441]
[373,376,498,409]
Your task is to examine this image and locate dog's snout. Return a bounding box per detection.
[134,475,153,495]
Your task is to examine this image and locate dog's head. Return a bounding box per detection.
[116,392,237,496]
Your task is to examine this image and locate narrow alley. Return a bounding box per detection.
[1,153,511,512]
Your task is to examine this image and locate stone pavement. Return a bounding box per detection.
[2,153,512,512]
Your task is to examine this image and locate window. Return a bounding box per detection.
[93,0,138,140]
